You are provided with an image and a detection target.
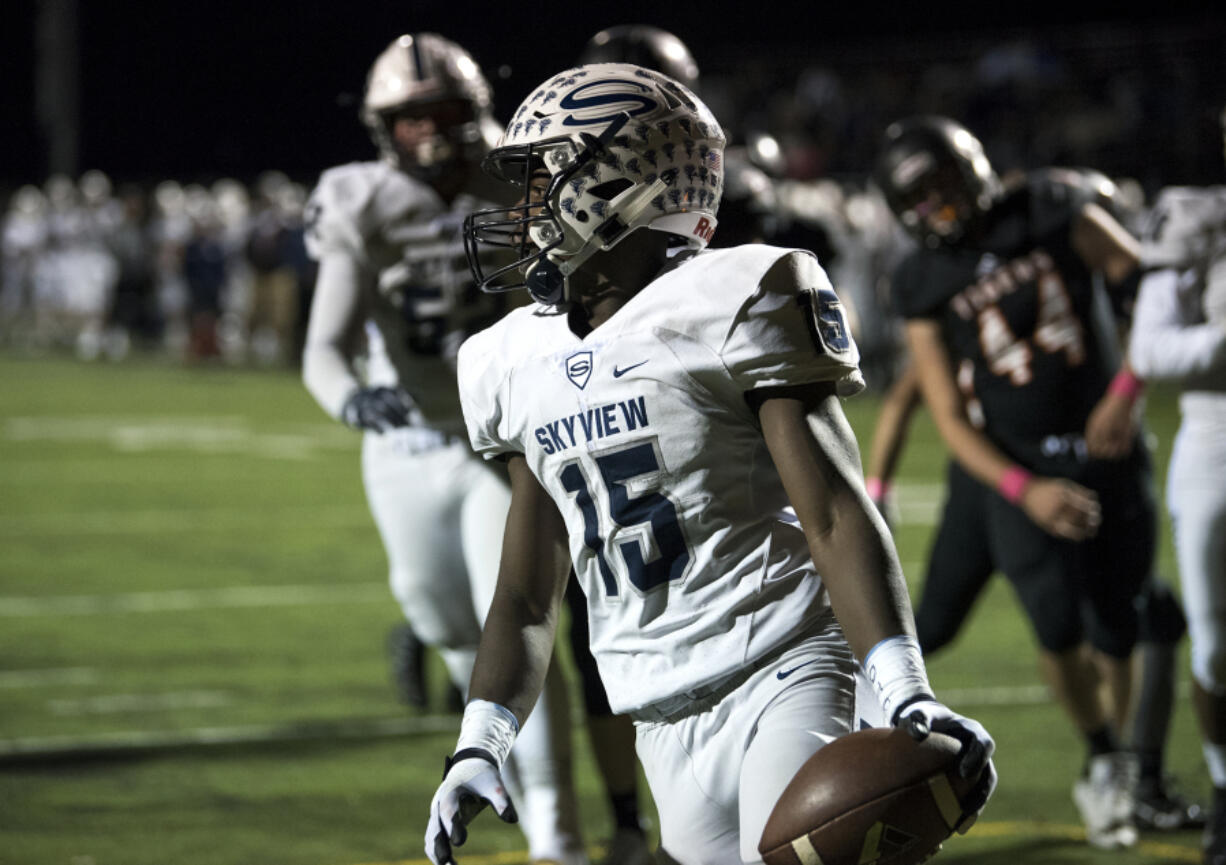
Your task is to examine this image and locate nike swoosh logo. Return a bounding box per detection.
[613,360,649,378]
[776,659,821,681]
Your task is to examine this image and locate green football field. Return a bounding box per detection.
[0,353,1207,865]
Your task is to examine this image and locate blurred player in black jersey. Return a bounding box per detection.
[866,163,1201,833]
[875,115,1161,850]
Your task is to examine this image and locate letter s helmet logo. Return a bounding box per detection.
[560,80,658,128]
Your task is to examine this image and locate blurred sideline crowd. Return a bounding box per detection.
[0,170,317,368]
[0,157,911,381]
[0,158,1147,390]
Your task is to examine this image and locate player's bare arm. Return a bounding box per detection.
[753,382,913,659]
[905,318,1101,541]
[1072,202,1146,458]
[1072,201,1141,287]
[755,380,996,807]
[864,363,923,524]
[425,454,572,865]
[467,453,571,724]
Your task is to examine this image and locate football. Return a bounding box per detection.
[759,727,977,865]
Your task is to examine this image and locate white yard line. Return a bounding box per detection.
[0,667,99,688]
[48,690,234,715]
[0,582,390,616]
[0,714,461,759]
[0,506,373,536]
[3,415,356,461]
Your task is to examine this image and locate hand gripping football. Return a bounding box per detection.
[759,727,978,865]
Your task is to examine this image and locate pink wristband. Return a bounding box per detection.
[865,477,890,501]
[1107,369,1144,402]
[997,466,1032,505]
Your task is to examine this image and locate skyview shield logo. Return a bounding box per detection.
[566,351,593,390]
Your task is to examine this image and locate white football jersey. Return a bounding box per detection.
[305,160,509,432]
[458,245,864,712]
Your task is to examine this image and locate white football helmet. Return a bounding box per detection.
[463,63,725,305]
[362,33,495,180]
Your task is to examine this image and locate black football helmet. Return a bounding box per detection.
[578,25,699,90]
[874,116,1001,249]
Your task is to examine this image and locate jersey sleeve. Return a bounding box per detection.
[303,162,434,264]
[456,326,515,459]
[1129,268,1226,380]
[304,165,370,262]
[719,250,866,397]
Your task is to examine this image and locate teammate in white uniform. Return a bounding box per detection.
[300,33,585,865]
[423,64,996,865]
[1129,165,1226,863]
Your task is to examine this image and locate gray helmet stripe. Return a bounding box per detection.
[409,37,426,82]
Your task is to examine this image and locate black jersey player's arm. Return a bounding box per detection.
[905,318,1102,542]
[1072,202,1141,288]
[864,362,924,524]
[1073,202,1147,459]
[754,382,914,660]
[465,453,571,726]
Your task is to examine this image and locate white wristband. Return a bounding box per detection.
[456,699,519,768]
[864,635,934,724]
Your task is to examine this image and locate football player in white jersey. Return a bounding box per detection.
[1129,110,1226,864]
[423,64,996,865]
[300,33,586,865]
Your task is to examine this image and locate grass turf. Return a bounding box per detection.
[0,353,1206,865]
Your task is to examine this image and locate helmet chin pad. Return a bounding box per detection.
[525,259,566,306]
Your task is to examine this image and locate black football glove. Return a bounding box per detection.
[340,386,415,433]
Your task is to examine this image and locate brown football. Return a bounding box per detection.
[759,727,977,865]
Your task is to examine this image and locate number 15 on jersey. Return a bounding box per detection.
[558,438,691,597]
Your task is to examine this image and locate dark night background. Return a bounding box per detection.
[6,2,1226,196]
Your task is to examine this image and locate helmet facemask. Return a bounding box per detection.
[372,98,482,184]
[891,159,980,246]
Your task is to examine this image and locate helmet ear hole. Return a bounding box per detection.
[587,178,634,201]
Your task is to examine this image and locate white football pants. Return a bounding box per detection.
[1168,411,1226,694]
[362,430,585,864]
[632,624,856,865]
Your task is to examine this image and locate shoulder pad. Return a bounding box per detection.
[456,305,548,458]
[1142,186,1226,268]
[687,246,865,397]
[304,161,439,261]
[1021,175,1078,240]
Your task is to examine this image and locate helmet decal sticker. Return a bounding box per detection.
[559,80,660,128]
